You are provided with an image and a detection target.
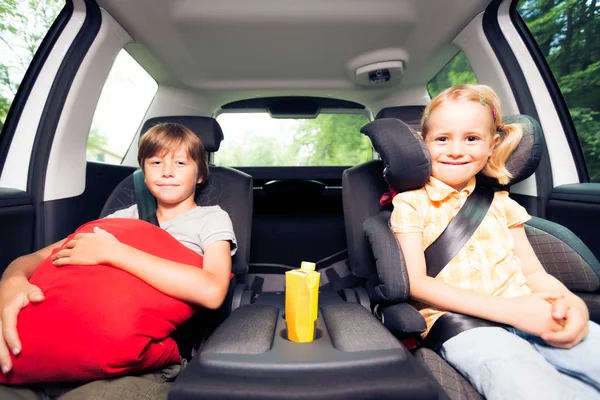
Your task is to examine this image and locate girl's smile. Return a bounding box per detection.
[424,99,499,192]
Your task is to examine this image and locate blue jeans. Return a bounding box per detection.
[440,322,600,399]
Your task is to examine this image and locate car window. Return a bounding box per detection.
[0,0,65,132]
[427,51,478,98]
[517,0,600,181]
[86,50,157,164]
[215,112,371,167]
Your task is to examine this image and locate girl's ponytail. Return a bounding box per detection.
[482,123,523,185]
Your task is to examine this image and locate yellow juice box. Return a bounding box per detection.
[285,262,320,342]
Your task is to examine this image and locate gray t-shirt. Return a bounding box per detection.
[105,205,237,256]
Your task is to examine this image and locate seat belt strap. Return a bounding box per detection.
[133,169,159,226]
[420,185,503,352]
[424,186,494,278]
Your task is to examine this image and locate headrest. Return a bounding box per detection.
[361,114,544,192]
[375,106,425,132]
[140,116,224,152]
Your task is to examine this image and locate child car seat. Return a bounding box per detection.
[343,109,600,399]
[100,116,252,284]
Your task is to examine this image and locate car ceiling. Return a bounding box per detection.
[96,0,492,108]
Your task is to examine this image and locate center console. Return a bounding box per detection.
[169,291,447,399]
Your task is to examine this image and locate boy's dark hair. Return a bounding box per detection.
[137,122,209,182]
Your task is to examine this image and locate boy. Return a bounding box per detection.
[0,122,236,399]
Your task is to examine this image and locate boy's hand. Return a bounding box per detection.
[52,227,119,266]
[0,277,45,373]
[508,292,565,337]
[541,298,589,349]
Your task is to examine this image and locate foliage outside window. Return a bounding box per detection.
[518,0,600,181]
[215,113,371,167]
[0,0,64,132]
[87,50,157,164]
[427,51,478,98]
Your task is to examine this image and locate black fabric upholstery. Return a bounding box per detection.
[525,216,600,292]
[99,174,136,217]
[342,160,388,279]
[201,305,278,354]
[375,105,425,132]
[378,302,427,336]
[100,166,252,275]
[141,116,224,152]
[577,293,600,323]
[415,348,484,400]
[321,302,403,352]
[361,118,431,192]
[477,114,545,187]
[363,210,410,303]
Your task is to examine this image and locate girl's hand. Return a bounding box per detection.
[52,227,119,266]
[508,292,565,337]
[541,300,589,349]
[549,296,569,321]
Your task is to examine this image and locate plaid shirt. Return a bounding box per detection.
[390,176,532,337]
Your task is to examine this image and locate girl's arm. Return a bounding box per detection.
[511,224,589,347]
[396,231,564,336]
[52,228,232,309]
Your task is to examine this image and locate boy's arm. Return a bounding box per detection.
[0,238,65,373]
[396,231,564,337]
[52,228,232,309]
[1,238,64,281]
[511,224,589,348]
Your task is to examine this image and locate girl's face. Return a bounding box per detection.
[424,99,499,192]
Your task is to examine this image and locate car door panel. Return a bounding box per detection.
[547,184,600,259]
[0,189,34,273]
[40,162,136,247]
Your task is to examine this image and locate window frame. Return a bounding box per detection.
[0,1,72,175]
[213,108,374,168]
[510,0,589,182]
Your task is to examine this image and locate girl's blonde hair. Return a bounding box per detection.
[420,84,522,185]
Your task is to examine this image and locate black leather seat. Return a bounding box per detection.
[342,107,600,399]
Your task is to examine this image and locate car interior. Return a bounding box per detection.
[0,0,599,398]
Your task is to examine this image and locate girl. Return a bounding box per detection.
[391,84,600,399]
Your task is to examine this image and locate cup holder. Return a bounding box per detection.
[279,327,324,342]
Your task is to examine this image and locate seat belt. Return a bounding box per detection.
[132,169,160,227]
[424,186,494,277]
[420,185,504,352]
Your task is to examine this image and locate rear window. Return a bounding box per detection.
[215,113,372,167]
[427,50,478,98]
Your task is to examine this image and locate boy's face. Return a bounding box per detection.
[143,144,202,209]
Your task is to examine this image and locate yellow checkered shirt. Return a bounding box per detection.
[390,176,532,337]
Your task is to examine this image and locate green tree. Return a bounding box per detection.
[427,51,478,98]
[215,114,370,167]
[518,0,600,180]
[292,114,371,166]
[0,0,64,129]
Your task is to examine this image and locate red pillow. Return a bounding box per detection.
[0,218,204,384]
